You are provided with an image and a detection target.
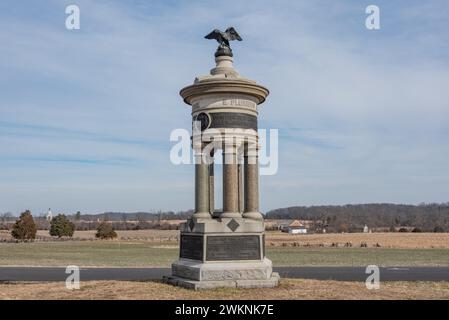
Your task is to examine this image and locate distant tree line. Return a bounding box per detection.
[0,210,193,231]
[0,209,191,239]
[266,203,449,233]
[78,210,193,222]
[3,203,449,236]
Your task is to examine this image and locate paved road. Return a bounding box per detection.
[1,266,448,282]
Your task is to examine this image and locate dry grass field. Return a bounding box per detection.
[1,230,449,300]
[1,230,449,267]
[1,279,449,300]
[2,230,448,249]
[265,231,449,249]
[0,229,180,241]
[0,241,448,267]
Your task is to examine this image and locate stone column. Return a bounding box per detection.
[243,142,263,220]
[209,150,215,215]
[193,151,211,219]
[221,144,241,218]
[238,161,243,213]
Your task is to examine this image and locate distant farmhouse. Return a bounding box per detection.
[279,219,309,234]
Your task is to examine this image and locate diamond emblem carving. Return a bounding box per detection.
[227,219,240,232]
[189,219,195,231]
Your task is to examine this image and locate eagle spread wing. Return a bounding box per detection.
[204,29,221,40]
[225,27,242,41]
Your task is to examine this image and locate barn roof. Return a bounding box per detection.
[289,220,305,227]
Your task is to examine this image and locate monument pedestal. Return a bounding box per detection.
[163,218,279,290]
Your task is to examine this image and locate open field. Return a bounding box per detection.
[265,232,449,249]
[2,230,449,249]
[0,241,448,267]
[1,230,449,267]
[1,279,449,300]
[0,229,180,241]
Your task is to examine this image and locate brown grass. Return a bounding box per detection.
[0,229,180,241]
[265,232,449,249]
[2,230,448,249]
[1,279,449,300]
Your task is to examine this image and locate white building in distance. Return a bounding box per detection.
[280,220,308,234]
[46,208,53,222]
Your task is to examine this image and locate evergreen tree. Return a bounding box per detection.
[50,214,75,238]
[11,210,37,240]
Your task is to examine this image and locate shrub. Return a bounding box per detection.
[95,222,117,239]
[411,227,422,233]
[49,214,75,238]
[11,210,37,240]
[398,227,408,232]
[433,226,445,233]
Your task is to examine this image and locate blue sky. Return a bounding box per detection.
[0,0,448,215]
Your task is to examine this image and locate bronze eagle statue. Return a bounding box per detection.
[204,27,242,48]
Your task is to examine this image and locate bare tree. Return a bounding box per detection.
[121,214,128,230]
[1,212,13,229]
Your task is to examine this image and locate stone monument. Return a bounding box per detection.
[164,27,279,290]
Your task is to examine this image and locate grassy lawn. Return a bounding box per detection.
[268,247,449,267]
[1,241,449,267]
[0,242,177,267]
[1,279,449,300]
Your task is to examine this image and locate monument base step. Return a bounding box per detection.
[171,258,274,281]
[163,272,280,290]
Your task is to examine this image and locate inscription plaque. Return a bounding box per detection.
[180,235,203,261]
[210,112,257,130]
[206,235,261,261]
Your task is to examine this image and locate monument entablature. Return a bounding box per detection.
[180,79,269,106]
[191,95,258,114]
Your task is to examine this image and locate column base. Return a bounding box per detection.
[192,212,212,219]
[242,211,264,220]
[220,212,242,219]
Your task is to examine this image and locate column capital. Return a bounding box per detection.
[243,142,259,162]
